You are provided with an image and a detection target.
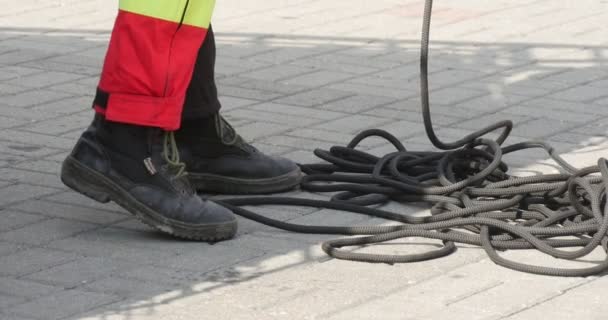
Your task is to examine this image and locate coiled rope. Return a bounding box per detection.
[218,0,608,277]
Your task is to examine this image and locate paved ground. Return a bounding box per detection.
[1,0,608,319]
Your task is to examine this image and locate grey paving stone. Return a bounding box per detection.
[429,86,488,106]
[25,256,136,288]
[220,76,308,95]
[42,191,125,213]
[0,143,60,159]
[0,184,59,207]
[274,88,353,107]
[0,210,47,232]
[248,142,293,156]
[0,241,28,257]
[0,168,64,188]
[218,85,284,101]
[19,113,91,135]
[249,45,342,64]
[0,115,27,129]
[542,68,607,86]
[226,109,323,127]
[287,128,372,146]
[288,208,372,227]
[47,234,178,268]
[376,120,426,139]
[0,218,98,246]
[292,54,383,75]
[0,129,75,149]
[513,118,580,139]
[365,106,463,126]
[593,96,608,106]
[549,132,607,145]
[0,50,54,65]
[118,265,204,286]
[505,276,608,320]
[83,276,176,298]
[217,95,259,111]
[503,104,598,123]
[550,85,608,102]
[45,53,107,69]
[5,289,119,320]
[312,114,391,134]
[460,80,554,98]
[1,90,74,108]
[70,226,221,256]
[234,121,291,141]
[27,96,91,115]
[46,81,95,96]
[6,71,84,89]
[449,92,531,112]
[247,102,346,120]
[10,200,127,225]
[452,112,531,131]
[20,60,100,76]
[239,64,314,82]
[153,241,266,273]
[0,247,78,277]
[0,294,26,310]
[425,68,490,87]
[0,314,38,320]
[320,94,397,113]
[282,70,355,87]
[0,66,41,81]
[261,135,336,151]
[329,82,416,100]
[0,277,61,299]
[12,160,61,175]
[60,128,85,140]
[0,38,90,55]
[0,105,60,121]
[0,83,29,96]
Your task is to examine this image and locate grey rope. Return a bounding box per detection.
[218,0,608,277]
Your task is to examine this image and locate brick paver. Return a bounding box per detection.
[1,0,608,319]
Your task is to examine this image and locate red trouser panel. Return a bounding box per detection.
[96,10,208,130]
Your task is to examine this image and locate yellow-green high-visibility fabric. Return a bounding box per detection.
[119,0,215,28]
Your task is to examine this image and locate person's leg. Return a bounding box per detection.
[94,0,216,130]
[181,25,222,121]
[176,27,302,194]
[61,0,237,241]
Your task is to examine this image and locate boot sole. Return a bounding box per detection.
[61,156,237,241]
[189,168,302,194]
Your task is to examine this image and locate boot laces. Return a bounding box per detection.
[163,131,187,179]
[216,114,258,153]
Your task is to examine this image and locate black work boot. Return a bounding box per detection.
[177,113,301,194]
[60,114,237,241]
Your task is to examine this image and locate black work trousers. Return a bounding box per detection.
[182,26,222,121]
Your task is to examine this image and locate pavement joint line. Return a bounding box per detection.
[0,179,66,191]
[7,287,125,320]
[5,106,92,125]
[0,188,67,211]
[318,254,491,319]
[5,206,132,227]
[444,280,505,306]
[2,220,107,248]
[0,136,72,150]
[496,277,599,320]
[3,149,68,167]
[37,197,126,215]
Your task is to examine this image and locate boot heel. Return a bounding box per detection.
[61,157,111,203]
